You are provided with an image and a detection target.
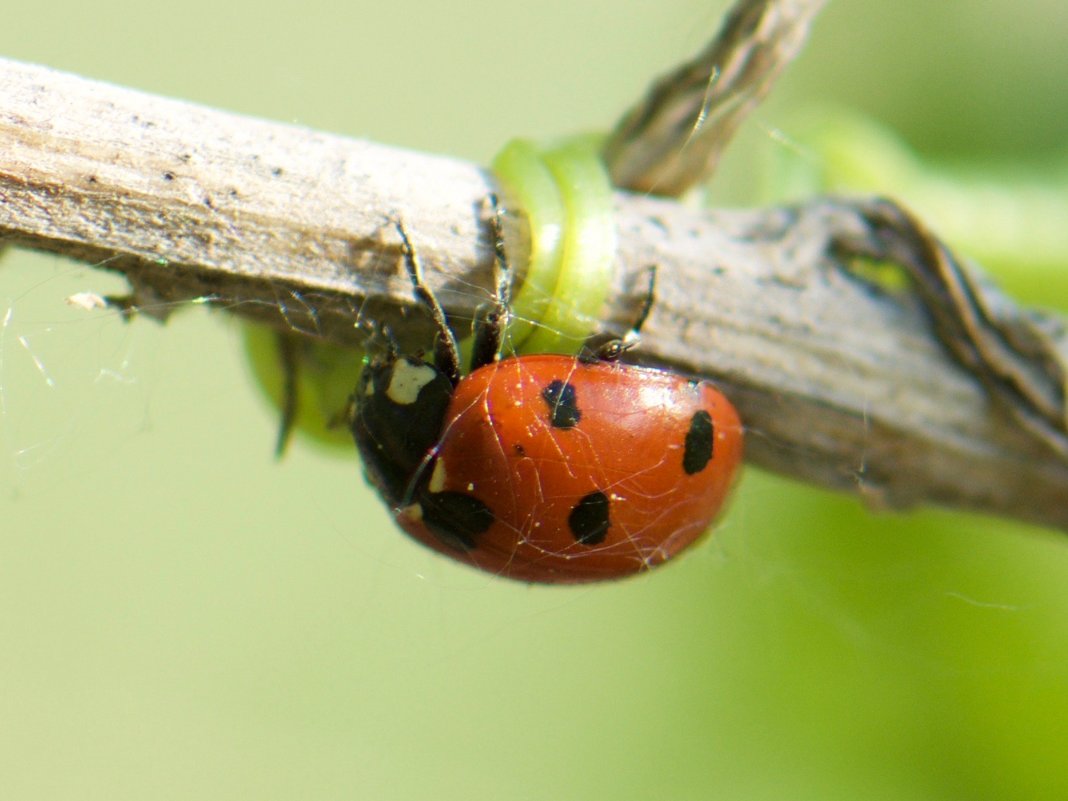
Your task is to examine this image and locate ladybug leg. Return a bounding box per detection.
[592,265,657,362]
[274,331,301,457]
[627,264,657,338]
[395,220,463,387]
[468,194,512,371]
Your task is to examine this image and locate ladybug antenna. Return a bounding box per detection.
[469,193,512,371]
[394,219,462,386]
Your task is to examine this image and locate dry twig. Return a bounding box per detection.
[603,0,827,194]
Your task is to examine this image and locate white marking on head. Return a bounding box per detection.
[387,360,437,405]
[428,459,447,494]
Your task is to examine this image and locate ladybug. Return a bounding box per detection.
[350,220,743,583]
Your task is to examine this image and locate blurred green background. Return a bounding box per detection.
[2,2,1067,799]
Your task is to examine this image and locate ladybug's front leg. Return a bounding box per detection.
[395,220,463,387]
[587,265,657,363]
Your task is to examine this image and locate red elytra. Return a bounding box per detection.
[392,354,743,583]
[350,220,744,584]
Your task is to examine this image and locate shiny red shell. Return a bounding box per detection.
[395,354,743,583]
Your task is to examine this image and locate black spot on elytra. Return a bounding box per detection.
[568,491,610,545]
[513,443,526,457]
[541,380,581,428]
[419,491,495,552]
[682,410,714,475]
